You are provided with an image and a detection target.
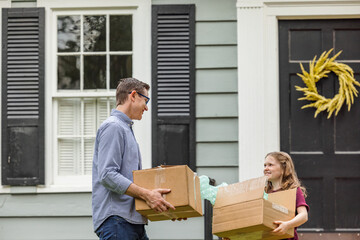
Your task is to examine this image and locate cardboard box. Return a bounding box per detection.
[133,165,203,221]
[212,176,297,240]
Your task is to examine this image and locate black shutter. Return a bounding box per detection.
[2,8,45,186]
[152,5,196,171]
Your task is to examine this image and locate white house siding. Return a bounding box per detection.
[0,0,238,239]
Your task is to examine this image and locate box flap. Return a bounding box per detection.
[267,187,297,212]
[214,176,267,208]
[159,165,180,168]
[133,165,181,173]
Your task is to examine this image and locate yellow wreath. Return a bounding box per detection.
[296,49,360,119]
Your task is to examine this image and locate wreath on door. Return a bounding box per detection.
[295,49,360,118]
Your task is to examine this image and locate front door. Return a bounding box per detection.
[279,19,360,232]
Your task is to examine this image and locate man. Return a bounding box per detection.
[92,78,175,240]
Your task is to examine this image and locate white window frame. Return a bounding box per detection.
[0,0,152,193]
[236,0,360,182]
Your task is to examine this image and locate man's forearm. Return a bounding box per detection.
[125,183,150,200]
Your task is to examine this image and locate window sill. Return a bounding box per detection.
[0,185,92,194]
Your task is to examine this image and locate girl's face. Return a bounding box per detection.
[264,155,283,182]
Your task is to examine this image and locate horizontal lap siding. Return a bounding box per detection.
[195,22,238,182]
[196,94,238,118]
[196,69,237,93]
[0,193,91,216]
[194,10,238,186]
[196,22,237,45]
[197,142,238,166]
[0,193,95,240]
[196,119,238,142]
[196,46,237,69]
[0,217,96,240]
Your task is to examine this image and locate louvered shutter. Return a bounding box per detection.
[152,5,196,171]
[1,8,45,185]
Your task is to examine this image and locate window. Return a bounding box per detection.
[53,11,134,184]
[0,2,151,191]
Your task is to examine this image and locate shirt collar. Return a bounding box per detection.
[111,109,134,127]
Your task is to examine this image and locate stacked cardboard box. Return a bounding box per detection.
[133,165,203,221]
[213,176,297,240]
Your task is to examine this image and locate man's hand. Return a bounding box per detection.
[144,188,175,213]
[271,220,290,235]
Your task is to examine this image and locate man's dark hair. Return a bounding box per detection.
[116,78,150,106]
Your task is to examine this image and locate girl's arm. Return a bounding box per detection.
[271,205,308,235]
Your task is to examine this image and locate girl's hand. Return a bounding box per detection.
[271,220,291,235]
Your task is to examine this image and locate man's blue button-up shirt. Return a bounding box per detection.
[92,109,147,231]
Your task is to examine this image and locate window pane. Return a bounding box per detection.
[58,138,81,175]
[58,99,81,135]
[110,55,132,88]
[84,15,106,52]
[97,98,109,125]
[110,15,132,51]
[84,99,96,135]
[84,55,106,89]
[97,98,116,126]
[58,56,80,89]
[58,16,80,52]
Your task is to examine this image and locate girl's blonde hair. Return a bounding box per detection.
[265,151,307,197]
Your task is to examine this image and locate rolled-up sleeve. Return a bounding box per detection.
[296,187,309,212]
[97,122,132,194]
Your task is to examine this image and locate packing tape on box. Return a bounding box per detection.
[193,172,198,210]
[155,166,166,189]
[272,203,289,214]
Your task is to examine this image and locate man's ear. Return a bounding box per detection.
[129,90,136,102]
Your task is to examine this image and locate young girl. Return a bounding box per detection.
[264,151,309,240]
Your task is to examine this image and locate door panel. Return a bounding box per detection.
[279,19,360,231]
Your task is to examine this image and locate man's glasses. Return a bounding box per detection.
[129,91,150,105]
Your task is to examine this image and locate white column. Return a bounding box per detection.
[237,0,266,181]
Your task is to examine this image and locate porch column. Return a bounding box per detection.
[237,0,266,181]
